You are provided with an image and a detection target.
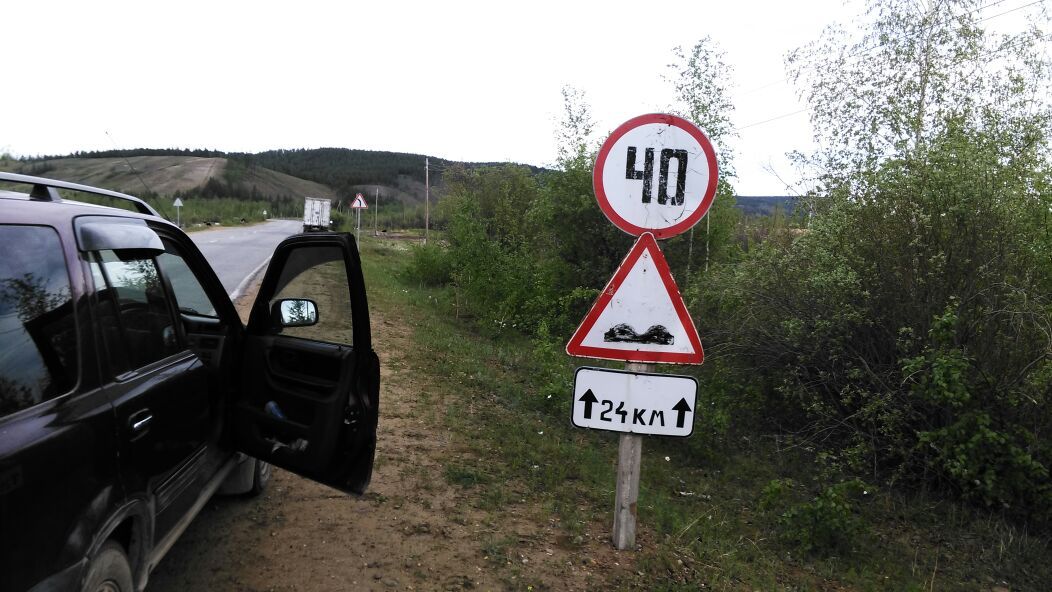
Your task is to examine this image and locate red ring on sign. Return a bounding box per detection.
[592,113,719,239]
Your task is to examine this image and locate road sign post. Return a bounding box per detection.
[571,364,699,549]
[173,197,183,227]
[350,193,368,244]
[567,112,717,552]
[614,416,644,549]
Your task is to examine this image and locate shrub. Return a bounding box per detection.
[406,243,453,286]
[762,478,872,556]
[707,124,1052,522]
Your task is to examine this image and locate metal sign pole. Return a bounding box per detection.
[355,208,361,245]
[612,361,650,550]
[173,197,184,228]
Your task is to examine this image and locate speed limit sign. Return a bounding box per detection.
[593,113,718,239]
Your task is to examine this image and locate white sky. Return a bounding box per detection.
[2,0,1040,195]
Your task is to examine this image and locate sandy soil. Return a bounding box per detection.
[146,285,635,591]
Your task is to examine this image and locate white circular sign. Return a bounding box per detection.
[593,114,718,239]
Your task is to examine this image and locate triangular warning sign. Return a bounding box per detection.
[566,233,703,364]
[351,194,368,209]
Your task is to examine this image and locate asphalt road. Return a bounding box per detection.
[189,219,302,298]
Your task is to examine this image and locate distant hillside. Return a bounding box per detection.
[735,195,798,217]
[24,148,546,205]
[2,155,336,203]
[241,148,436,196]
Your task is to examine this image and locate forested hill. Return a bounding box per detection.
[240,148,443,195]
[44,147,546,200]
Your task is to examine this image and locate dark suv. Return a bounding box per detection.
[0,172,380,592]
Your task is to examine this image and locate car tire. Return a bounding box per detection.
[82,541,133,592]
[248,459,272,496]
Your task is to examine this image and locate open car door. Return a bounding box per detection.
[232,233,379,494]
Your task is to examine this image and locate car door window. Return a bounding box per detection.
[156,248,219,318]
[270,246,353,345]
[0,225,77,417]
[90,249,180,374]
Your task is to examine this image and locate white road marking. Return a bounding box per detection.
[230,256,272,300]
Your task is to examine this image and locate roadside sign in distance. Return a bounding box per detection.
[593,113,718,239]
[572,366,697,437]
[351,194,368,209]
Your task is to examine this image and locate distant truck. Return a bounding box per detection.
[303,196,332,232]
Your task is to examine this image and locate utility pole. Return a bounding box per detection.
[374,187,379,236]
[424,157,430,245]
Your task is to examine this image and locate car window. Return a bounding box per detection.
[271,246,353,345]
[156,246,219,318]
[0,225,77,418]
[90,249,181,375]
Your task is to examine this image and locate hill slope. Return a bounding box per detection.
[2,156,336,200]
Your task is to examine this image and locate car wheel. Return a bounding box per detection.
[82,541,133,592]
[249,459,272,496]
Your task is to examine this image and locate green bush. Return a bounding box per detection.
[406,243,453,286]
[762,478,872,556]
[707,124,1052,522]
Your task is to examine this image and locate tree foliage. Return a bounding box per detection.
[709,0,1052,519]
[787,0,1051,179]
[663,37,741,282]
[666,36,737,177]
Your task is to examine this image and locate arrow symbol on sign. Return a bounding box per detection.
[673,398,692,428]
[579,389,598,419]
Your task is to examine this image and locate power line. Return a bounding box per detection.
[736,108,811,131]
[981,0,1045,20]
[732,1,1049,132]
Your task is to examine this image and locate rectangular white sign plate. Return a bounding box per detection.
[571,366,697,437]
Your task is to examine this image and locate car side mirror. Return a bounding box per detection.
[272,299,318,328]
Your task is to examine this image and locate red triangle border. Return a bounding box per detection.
[566,233,703,364]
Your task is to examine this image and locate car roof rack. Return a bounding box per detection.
[0,171,160,217]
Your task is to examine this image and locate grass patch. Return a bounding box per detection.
[443,462,491,488]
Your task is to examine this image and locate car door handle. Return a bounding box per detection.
[128,409,153,439]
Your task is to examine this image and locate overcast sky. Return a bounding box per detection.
[3,0,1040,195]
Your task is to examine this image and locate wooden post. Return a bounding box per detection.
[613,361,651,550]
[424,157,430,245]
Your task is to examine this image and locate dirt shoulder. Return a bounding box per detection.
[147,266,633,591]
